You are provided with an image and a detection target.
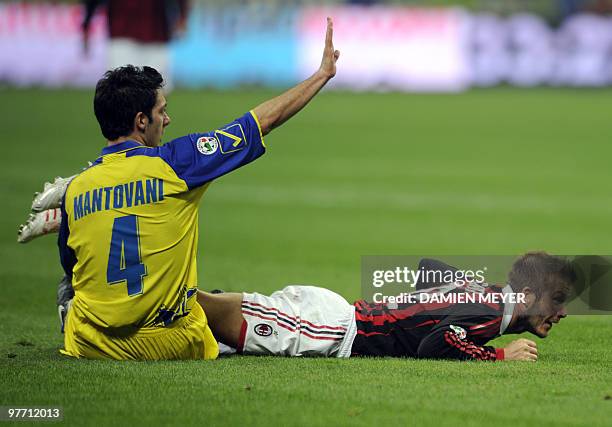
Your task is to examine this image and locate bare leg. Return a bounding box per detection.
[197,291,245,348]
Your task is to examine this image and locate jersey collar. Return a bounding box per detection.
[101,140,145,156]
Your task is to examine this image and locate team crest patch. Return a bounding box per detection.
[254,324,273,337]
[214,123,247,154]
[196,136,218,155]
[450,325,467,340]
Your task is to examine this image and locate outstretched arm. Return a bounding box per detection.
[252,17,340,136]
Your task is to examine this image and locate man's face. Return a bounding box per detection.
[144,90,170,147]
[524,284,570,338]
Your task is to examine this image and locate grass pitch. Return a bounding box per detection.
[0,87,611,426]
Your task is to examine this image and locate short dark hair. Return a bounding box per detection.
[508,252,577,296]
[93,65,164,140]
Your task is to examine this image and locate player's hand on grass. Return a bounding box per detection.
[319,17,340,79]
[504,338,538,361]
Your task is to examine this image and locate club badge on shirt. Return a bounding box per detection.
[254,324,273,337]
[196,136,218,155]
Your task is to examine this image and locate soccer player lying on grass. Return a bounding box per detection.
[16,18,341,361]
[20,210,574,363]
[197,252,575,361]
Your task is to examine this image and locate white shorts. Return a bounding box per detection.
[238,286,356,358]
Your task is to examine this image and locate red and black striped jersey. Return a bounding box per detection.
[351,283,515,361]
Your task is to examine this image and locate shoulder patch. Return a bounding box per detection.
[196,136,218,155]
[450,325,467,340]
[215,123,247,154]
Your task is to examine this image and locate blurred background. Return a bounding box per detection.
[3,0,612,297]
[2,0,612,90]
[2,4,611,424]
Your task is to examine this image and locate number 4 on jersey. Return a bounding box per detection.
[107,215,147,296]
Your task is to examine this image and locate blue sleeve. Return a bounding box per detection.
[58,195,77,280]
[157,111,266,189]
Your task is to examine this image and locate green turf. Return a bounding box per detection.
[0,87,611,426]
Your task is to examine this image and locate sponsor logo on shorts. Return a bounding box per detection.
[450,324,467,340]
[196,136,218,155]
[254,323,273,337]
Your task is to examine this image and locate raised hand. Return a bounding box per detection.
[251,18,340,135]
[319,17,340,79]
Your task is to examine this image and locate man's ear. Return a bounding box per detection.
[134,112,148,133]
[521,287,537,310]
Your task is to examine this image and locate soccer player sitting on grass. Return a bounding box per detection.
[16,18,341,361]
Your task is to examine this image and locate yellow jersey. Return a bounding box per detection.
[58,111,264,337]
